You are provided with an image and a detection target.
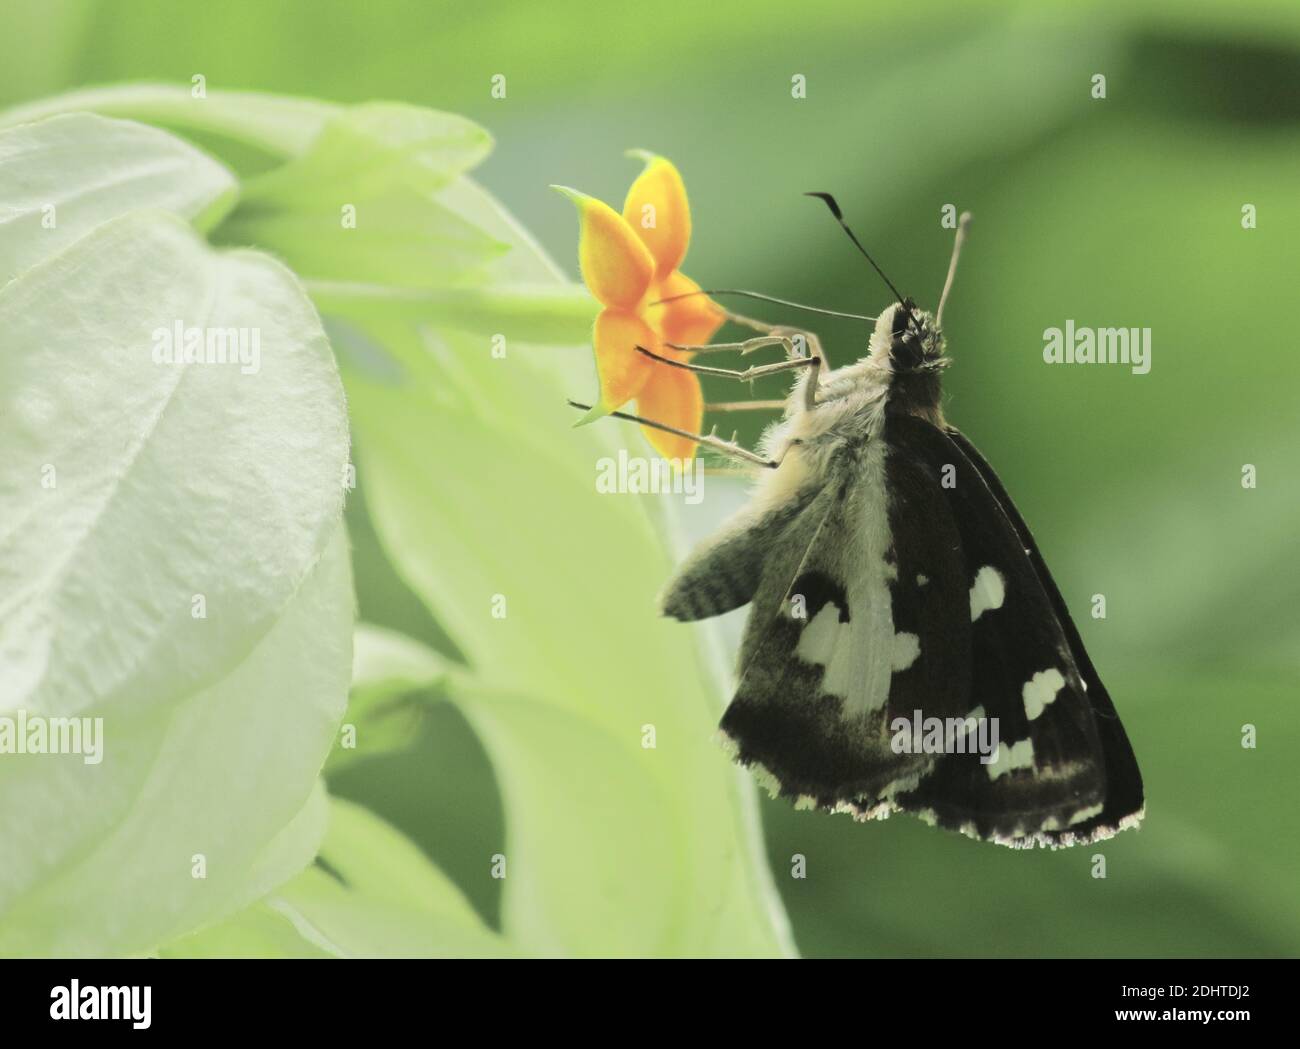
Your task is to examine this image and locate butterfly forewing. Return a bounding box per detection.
[943,428,1145,844]
[883,415,1121,844]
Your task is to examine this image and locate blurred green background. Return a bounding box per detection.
[7,0,1297,956]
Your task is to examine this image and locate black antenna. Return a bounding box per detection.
[652,288,874,322]
[804,192,920,332]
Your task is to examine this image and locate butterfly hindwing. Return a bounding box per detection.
[718,440,974,813]
[660,486,821,622]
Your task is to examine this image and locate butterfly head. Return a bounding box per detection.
[801,193,964,380]
[870,299,947,373]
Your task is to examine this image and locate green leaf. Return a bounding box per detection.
[351,621,450,698]
[238,102,492,207]
[307,281,599,347]
[263,865,513,958]
[314,795,485,922]
[1,210,349,714]
[0,112,237,283]
[215,190,506,287]
[326,623,451,772]
[0,81,793,958]
[0,91,513,292]
[157,900,337,959]
[162,797,512,958]
[0,208,353,956]
[336,178,795,956]
[207,103,507,289]
[0,83,336,159]
[449,685,692,954]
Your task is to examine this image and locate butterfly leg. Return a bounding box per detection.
[664,335,793,356]
[565,400,800,469]
[719,310,828,367]
[662,312,827,405]
[667,329,823,364]
[704,399,787,412]
[703,362,819,413]
[634,345,819,383]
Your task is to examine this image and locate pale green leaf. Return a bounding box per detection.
[351,621,450,697]
[0,112,237,284]
[238,102,492,207]
[326,623,452,772]
[314,795,483,922]
[308,280,599,346]
[263,865,513,958]
[215,189,506,287]
[450,687,685,954]
[0,524,353,957]
[0,211,349,715]
[0,83,336,159]
[0,208,353,956]
[163,797,512,958]
[207,103,507,289]
[157,902,336,959]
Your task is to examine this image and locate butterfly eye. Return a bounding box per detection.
[890,304,912,338]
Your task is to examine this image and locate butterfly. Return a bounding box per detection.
[572,194,1143,848]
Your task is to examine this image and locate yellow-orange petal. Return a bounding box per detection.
[592,308,657,413]
[622,151,691,277]
[553,185,655,310]
[636,363,703,462]
[649,270,726,348]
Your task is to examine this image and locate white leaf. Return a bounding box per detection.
[0,208,352,955]
[0,112,237,284]
[1,210,348,716]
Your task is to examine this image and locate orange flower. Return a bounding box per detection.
[553,152,725,460]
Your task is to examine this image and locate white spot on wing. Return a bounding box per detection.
[795,603,841,663]
[892,631,920,672]
[917,574,928,586]
[794,602,862,701]
[986,739,1035,781]
[969,566,1005,621]
[1023,668,1066,720]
